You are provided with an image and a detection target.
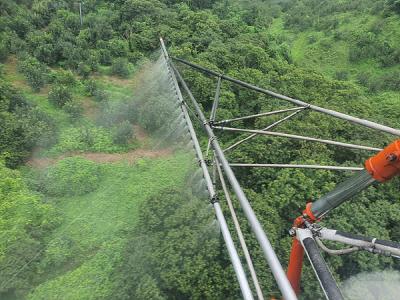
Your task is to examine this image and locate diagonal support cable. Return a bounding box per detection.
[206,76,223,158]
[223,109,306,152]
[210,75,222,123]
[214,126,382,152]
[214,107,305,126]
[172,57,400,137]
[229,163,364,171]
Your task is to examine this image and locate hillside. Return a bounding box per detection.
[272,0,400,125]
[0,1,399,299]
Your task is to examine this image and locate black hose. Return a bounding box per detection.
[303,237,344,300]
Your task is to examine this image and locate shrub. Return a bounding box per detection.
[334,71,349,81]
[48,84,72,107]
[0,42,9,62]
[378,45,400,67]
[43,157,102,196]
[63,100,83,120]
[307,34,317,44]
[0,161,59,295]
[112,121,134,145]
[380,71,400,91]
[54,70,77,87]
[111,58,130,78]
[84,79,98,96]
[50,126,125,154]
[77,62,91,78]
[93,89,109,102]
[385,0,400,14]
[356,72,371,87]
[17,56,47,92]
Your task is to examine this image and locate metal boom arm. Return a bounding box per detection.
[167,54,297,300]
[160,38,254,300]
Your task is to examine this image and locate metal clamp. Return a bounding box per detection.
[210,194,219,204]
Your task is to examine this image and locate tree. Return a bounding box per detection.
[0,78,56,167]
[386,0,400,14]
[52,69,77,87]
[111,58,130,78]
[0,33,10,62]
[48,84,72,107]
[0,161,59,298]
[17,56,47,92]
[134,275,166,300]
[77,62,92,78]
[63,100,83,120]
[114,188,239,299]
[26,30,57,65]
[112,121,134,145]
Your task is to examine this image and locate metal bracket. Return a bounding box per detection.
[210,194,219,204]
[204,159,212,166]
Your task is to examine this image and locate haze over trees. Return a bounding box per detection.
[0,0,399,299]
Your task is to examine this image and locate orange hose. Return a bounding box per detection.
[287,238,304,296]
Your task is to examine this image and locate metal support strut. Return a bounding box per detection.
[172,57,400,137]
[163,40,400,300]
[160,38,254,300]
[170,58,297,299]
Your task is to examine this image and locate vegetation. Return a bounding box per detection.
[0,0,399,299]
[0,161,59,299]
[48,84,73,107]
[42,157,103,196]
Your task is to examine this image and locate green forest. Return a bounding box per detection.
[0,0,399,299]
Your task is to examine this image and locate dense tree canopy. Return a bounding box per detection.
[0,0,399,299]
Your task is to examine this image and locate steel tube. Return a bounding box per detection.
[229,164,364,171]
[160,38,254,300]
[315,237,359,255]
[216,157,264,300]
[224,109,305,152]
[214,202,255,300]
[214,107,305,125]
[297,229,344,300]
[214,126,382,152]
[172,63,297,300]
[319,228,400,257]
[172,57,400,137]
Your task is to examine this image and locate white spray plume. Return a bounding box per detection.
[341,270,400,300]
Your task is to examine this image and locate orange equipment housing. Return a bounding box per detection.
[365,140,400,182]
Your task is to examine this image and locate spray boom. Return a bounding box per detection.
[288,139,400,297]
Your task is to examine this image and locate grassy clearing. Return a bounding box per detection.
[27,152,194,300]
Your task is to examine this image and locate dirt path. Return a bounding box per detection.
[27,147,172,169]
